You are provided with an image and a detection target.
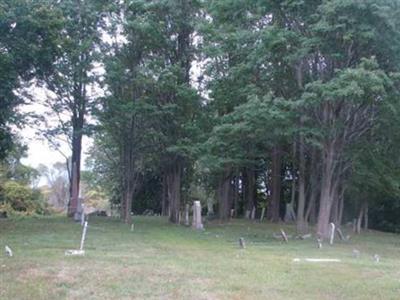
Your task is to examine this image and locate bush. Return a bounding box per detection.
[1,181,48,215]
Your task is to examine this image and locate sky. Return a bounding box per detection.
[17,86,93,170]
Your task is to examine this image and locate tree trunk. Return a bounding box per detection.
[245,168,255,218]
[363,202,368,230]
[356,205,363,234]
[167,163,182,224]
[285,141,296,223]
[161,173,169,216]
[267,146,282,222]
[233,175,239,217]
[122,184,134,224]
[296,135,307,234]
[330,192,339,225]
[356,201,367,234]
[316,145,337,238]
[68,162,79,217]
[67,125,83,217]
[337,188,344,226]
[218,170,231,220]
[305,147,319,225]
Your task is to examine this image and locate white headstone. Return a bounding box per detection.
[329,223,335,245]
[5,245,12,257]
[192,201,203,230]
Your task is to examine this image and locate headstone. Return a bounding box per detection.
[185,204,190,226]
[239,237,246,249]
[317,238,323,249]
[192,201,203,230]
[245,210,251,219]
[5,245,12,257]
[329,223,335,245]
[130,223,134,231]
[352,249,360,258]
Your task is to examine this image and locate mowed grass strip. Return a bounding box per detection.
[1,216,400,299]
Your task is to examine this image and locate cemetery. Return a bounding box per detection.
[1,214,400,299]
[2,1,400,299]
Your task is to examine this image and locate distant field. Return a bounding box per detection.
[1,216,399,299]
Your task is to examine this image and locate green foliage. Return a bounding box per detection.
[1,181,47,215]
[0,0,62,159]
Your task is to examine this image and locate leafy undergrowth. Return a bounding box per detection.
[1,216,400,299]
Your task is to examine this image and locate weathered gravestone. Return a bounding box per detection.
[192,201,203,230]
[239,237,246,249]
[5,245,13,257]
[329,223,335,245]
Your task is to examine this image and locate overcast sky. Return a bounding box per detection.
[17,87,93,170]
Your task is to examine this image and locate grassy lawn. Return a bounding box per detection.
[1,216,400,299]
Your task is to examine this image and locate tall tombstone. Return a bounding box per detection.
[192,201,203,230]
[329,223,335,245]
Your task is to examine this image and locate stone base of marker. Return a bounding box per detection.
[192,201,203,230]
[65,249,85,256]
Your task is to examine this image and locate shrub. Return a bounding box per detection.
[1,181,47,215]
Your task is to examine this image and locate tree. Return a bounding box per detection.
[0,0,61,159]
[38,162,69,209]
[97,0,202,223]
[39,0,108,218]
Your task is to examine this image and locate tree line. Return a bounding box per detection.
[2,0,400,237]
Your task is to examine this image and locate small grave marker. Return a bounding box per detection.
[239,237,246,249]
[329,223,335,245]
[5,245,12,257]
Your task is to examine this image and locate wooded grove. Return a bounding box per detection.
[2,0,400,239]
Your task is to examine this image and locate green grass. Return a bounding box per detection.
[1,216,400,299]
